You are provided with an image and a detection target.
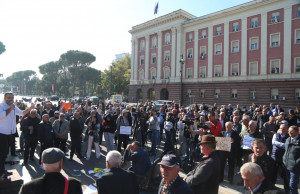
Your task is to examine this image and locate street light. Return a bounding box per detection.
[179,54,185,106]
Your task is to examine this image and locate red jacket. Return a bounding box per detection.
[210,119,222,137]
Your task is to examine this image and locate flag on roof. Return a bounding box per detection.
[154,2,159,15]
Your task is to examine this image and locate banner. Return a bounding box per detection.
[52,84,54,92]
[215,137,231,152]
[61,102,72,111]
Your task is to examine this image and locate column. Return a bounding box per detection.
[171,28,177,78]
[176,26,183,78]
[241,18,247,76]
[134,39,138,81]
[283,6,292,74]
[261,12,267,75]
[157,31,162,79]
[223,22,229,77]
[194,29,199,79]
[207,26,213,78]
[130,39,135,80]
[145,35,150,80]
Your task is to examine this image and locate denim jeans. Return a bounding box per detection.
[104,132,115,152]
[286,169,300,194]
[151,130,158,153]
[183,137,191,160]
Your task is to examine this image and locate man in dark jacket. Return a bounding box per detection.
[96,150,139,194]
[158,154,193,194]
[283,125,300,194]
[18,148,82,194]
[21,109,41,165]
[41,102,54,118]
[185,134,220,194]
[257,109,269,132]
[38,114,55,164]
[241,162,284,194]
[69,111,84,160]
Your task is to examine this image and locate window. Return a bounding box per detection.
[249,61,258,75]
[214,65,222,77]
[200,89,205,98]
[164,51,170,62]
[271,89,279,100]
[150,68,156,80]
[271,60,280,74]
[250,89,256,99]
[295,58,300,73]
[163,67,170,79]
[200,66,206,78]
[187,89,192,97]
[152,37,157,48]
[187,48,193,58]
[231,63,239,76]
[298,6,300,18]
[251,17,258,28]
[271,12,280,23]
[151,54,157,64]
[200,46,207,59]
[231,40,239,53]
[232,22,239,32]
[270,33,280,47]
[296,88,300,99]
[214,89,220,98]
[187,68,193,79]
[216,26,222,35]
[231,89,237,99]
[139,70,144,80]
[165,33,170,45]
[188,33,193,41]
[295,29,300,44]
[215,43,222,55]
[140,40,145,51]
[201,30,207,38]
[140,56,145,65]
[250,37,259,50]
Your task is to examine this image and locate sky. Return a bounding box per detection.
[0,0,251,79]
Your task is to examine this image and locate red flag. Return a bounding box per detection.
[52,84,54,92]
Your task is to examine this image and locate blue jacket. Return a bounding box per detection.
[158,176,193,194]
[271,133,289,162]
[124,147,151,176]
[283,134,300,173]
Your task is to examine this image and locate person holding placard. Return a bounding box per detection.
[116,109,132,153]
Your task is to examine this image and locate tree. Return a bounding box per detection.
[38,61,61,95]
[0,41,5,55]
[6,70,37,95]
[60,50,96,95]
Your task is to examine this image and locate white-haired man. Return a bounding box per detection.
[96,151,139,194]
[240,162,284,194]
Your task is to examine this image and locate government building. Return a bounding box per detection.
[128,0,300,108]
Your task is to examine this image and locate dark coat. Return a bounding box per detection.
[21,117,41,138]
[101,114,116,134]
[41,109,55,118]
[70,117,83,139]
[283,134,300,173]
[96,167,139,194]
[18,172,82,194]
[185,151,220,194]
[124,147,151,176]
[248,153,275,180]
[158,176,193,194]
[38,121,55,146]
[244,178,285,194]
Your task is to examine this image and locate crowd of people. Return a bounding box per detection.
[0,92,300,194]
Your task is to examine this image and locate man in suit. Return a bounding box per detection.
[240,162,284,194]
[18,148,82,194]
[96,150,139,194]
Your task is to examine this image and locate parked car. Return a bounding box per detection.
[153,100,173,110]
[50,95,59,101]
[89,96,99,104]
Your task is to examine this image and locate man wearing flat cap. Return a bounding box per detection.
[185,134,220,194]
[158,154,193,194]
[18,148,82,194]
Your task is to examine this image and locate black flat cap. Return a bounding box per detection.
[42,148,64,164]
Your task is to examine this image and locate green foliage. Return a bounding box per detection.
[6,70,37,95]
[0,41,5,55]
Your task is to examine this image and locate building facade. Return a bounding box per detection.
[129,0,300,108]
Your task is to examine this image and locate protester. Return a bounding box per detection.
[116,109,131,153]
[18,148,82,194]
[53,113,69,153]
[69,111,84,160]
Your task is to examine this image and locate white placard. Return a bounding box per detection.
[120,126,132,135]
[241,136,255,150]
[215,137,231,152]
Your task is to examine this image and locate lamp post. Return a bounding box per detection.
[110,64,113,96]
[179,54,185,106]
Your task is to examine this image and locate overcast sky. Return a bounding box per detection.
[0,0,250,79]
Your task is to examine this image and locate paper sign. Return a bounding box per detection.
[241,136,255,150]
[215,137,231,152]
[61,102,72,111]
[120,126,132,135]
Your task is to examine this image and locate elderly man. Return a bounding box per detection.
[271,123,289,192]
[41,102,54,118]
[116,109,131,153]
[96,150,138,194]
[21,109,41,165]
[185,134,220,194]
[53,113,69,153]
[158,154,193,194]
[124,141,151,179]
[19,148,82,194]
[69,111,84,160]
[241,162,284,194]
[283,125,300,194]
[262,116,278,156]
